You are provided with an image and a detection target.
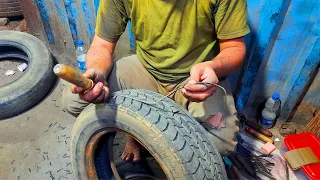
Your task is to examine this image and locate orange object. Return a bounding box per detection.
[53,64,93,91]
[245,127,274,144]
[284,133,320,180]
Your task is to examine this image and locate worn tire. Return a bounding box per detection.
[0,30,55,120]
[0,0,22,18]
[71,89,227,180]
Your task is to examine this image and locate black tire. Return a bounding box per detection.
[0,0,22,18]
[71,89,227,180]
[0,30,55,120]
[0,49,28,61]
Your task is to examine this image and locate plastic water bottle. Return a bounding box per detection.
[259,93,281,129]
[76,40,86,72]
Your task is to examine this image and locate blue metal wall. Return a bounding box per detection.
[235,0,320,119]
[24,0,320,120]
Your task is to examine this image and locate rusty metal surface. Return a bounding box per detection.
[291,71,320,125]
[85,131,104,180]
[18,0,46,41]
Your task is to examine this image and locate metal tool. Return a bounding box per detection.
[237,143,276,179]
[245,120,273,137]
[255,167,276,180]
[235,153,256,177]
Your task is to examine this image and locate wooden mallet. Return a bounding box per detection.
[53,64,93,91]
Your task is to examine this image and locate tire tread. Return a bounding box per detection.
[106,89,227,179]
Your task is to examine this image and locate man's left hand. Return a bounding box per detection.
[182,61,219,102]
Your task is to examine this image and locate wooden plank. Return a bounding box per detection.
[18,0,47,43]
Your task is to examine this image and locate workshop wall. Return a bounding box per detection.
[20,0,320,122]
[235,0,320,121]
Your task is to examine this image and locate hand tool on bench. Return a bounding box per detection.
[223,156,243,180]
[245,127,274,144]
[53,64,93,90]
[228,153,242,171]
[235,153,256,177]
[245,121,273,137]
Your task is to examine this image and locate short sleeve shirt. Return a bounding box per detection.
[96,0,250,82]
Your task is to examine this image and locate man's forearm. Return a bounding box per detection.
[85,35,116,77]
[209,46,245,78]
[85,45,113,77]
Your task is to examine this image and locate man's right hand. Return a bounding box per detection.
[71,68,110,103]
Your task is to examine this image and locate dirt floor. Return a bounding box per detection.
[0,59,25,87]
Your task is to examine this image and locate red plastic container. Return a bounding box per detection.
[284,132,320,180]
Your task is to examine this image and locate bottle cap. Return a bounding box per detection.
[77,40,84,46]
[272,93,280,100]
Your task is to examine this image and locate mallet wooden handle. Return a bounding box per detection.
[53,64,93,91]
[245,127,274,144]
[245,121,273,137]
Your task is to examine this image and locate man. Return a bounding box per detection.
[63,0,249,163]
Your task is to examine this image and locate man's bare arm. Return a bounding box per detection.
[71,35,116,103]
[209,37,246,78]
[85,35,116,77]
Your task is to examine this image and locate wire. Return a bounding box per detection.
[118,82,228,129]
[118,82,228,109]
[153,82,228,108]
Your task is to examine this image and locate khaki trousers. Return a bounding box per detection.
[62,55,239,156]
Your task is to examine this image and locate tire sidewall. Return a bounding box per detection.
[0,30,55,119]
[71,104,188,180]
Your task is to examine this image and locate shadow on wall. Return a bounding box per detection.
[99,0,320,123]
[234,0,320,122]
[233,0,291,118]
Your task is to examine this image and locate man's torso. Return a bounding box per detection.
[123,0,219,82]
[95,0,249,82]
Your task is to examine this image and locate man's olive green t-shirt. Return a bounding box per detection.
[96,0,250,82]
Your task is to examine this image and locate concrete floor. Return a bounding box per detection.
[0,80,75,180]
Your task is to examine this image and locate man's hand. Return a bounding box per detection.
[71,68,109,103]
[182,61,219,102]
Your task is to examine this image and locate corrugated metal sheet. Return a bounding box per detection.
[236,0,320,120]
[291,71,320,125]
[21,0,320,121]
